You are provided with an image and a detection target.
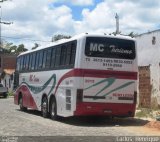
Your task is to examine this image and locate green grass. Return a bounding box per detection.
[136,108,153,118]
[7,91,14,97]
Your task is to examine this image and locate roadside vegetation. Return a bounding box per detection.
[136,108,160,121]
[136,108,153,118]
[7,91,14,97]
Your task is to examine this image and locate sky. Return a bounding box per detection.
[1,0,160,50]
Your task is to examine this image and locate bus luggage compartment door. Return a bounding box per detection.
[83,76,135,104]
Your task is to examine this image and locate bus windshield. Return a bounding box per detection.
[85,37,135,59]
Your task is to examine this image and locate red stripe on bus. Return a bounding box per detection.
[74,102,136,117]
[54,69,137,95]
[14,85,38,110]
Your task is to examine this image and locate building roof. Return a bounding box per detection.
[2,55,17,69]
[136,29,160,37]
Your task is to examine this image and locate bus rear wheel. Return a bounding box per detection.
[41,97,49,118]
[50,98,58,120]
[19,97,27,111]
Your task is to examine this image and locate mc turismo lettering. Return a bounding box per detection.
[110,45,132,54]
[90,43,104,52]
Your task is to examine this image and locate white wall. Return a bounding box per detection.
[136,30,160,105]
[136,31,160,66]
[1,74,14,92]
[150,64,160,105]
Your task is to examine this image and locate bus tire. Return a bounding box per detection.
[19,96,27,111]
[50,97,58,120]
[41,96,49,118]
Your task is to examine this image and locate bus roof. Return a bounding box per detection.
[18,33,135,57]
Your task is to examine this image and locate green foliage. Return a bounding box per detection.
[52,34,71,42]
[3,41,16,53]
[16,44,28,53]
[109,31,138,37]
[32,43,39,50]
[128,32,138,38]
[136,108,153,118]
[9,45,17,53]
[7,91,14,96]
[3,42,12,50]
[3,41,28,54]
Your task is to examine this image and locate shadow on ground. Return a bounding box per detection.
[16,109,42,116]
[16,109,150,127]
[59,116,149,127]
[0,96,8,99]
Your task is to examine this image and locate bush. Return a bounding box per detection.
[7,91,14,97]
[136,108,153,118]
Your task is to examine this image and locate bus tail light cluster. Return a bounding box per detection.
[76,89,83,103]
[66,89,71,110]
[134,91,137,104]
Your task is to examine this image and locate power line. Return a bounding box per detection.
[2,35,52,43]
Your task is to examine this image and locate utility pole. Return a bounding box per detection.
[0,0,12,78]
[0,5,12,49]
[115,13,119,35]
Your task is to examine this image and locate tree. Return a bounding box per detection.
[3,42,13,51]
[52,34,71,42]
[127,32,138,38]
[2,41,16,53]
[32,43,39,50]
[109,31,121,36]
[9,45,17,53]
[2,41,28,54]
[16,44,28,53]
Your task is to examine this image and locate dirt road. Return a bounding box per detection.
[0,97,159,137]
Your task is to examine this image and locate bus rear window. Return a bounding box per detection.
[85,37,135,59]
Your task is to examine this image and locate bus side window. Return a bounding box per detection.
[45,49,52,69]
[60,45,67,66]
[51,48,56,68]
[42,50,47,69]
[20,56,24,71]
[31,53,36,70]
[29,54,33,71]
[22,55,26,71]
[38,51,43,69]
[70,42,76,65]
[66,43,71,66]
[55,46,61,68]
[19,57,21,71]
[35,52,40,70]
[16,57,20,71]
[25,55,30,70]
[24,55,27,70]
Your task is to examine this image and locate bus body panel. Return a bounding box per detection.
[14,34,138,118]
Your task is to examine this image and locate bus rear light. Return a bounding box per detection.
[76,89,83,103]
[134,91,137,104]
[66,89,71,110]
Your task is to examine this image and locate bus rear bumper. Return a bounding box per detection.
[74,102,136,117]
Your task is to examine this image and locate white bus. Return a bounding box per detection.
[14,33,138,119]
